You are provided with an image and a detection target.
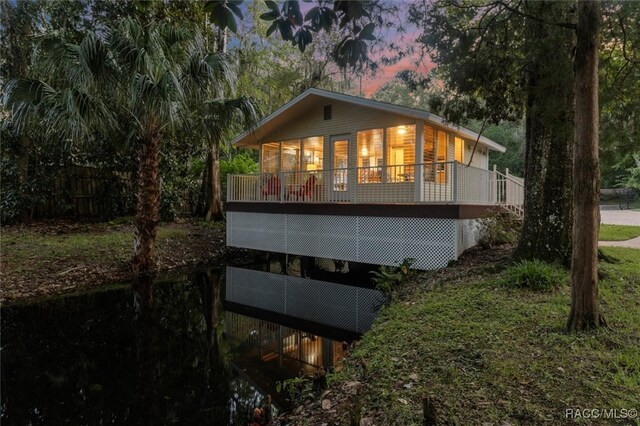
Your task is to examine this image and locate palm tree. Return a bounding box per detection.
[184,31,259,221]
[4,18,245,275]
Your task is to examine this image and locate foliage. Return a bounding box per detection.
[619,154,640,191]
[504,260,567,292]
[370,258,415,297]
[220,150,258,197]
[477,212,521,249]
[276,376,312,403]
[258,0,385,68]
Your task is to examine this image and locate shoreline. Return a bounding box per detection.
[0,220,227,305]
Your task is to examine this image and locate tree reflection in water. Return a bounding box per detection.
[1,268,270,425]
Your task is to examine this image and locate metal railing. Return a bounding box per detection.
[227,161,524,210]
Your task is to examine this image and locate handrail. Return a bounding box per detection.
[227,161,525,214]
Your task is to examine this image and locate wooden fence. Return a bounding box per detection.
[31,165,131,218]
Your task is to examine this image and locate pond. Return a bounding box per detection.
[1,257,384,425]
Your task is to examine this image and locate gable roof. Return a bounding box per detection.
[231,88,507,153]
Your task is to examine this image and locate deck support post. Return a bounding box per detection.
[414,120,424,202]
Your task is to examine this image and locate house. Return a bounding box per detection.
[226,88,523,270]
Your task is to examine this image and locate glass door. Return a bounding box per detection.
[331,137,350,201]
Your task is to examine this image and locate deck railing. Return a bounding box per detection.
[228,161,524,212]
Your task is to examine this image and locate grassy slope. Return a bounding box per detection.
[330,247,640,425]
[600,224,640,241]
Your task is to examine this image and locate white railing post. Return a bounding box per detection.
[279,171,284,203]
[452,162,458,203]
[414,121,424,202]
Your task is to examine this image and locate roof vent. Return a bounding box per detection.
[323,105,332,120]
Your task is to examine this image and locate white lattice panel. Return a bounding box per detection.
[286,214,359,259]
[225,267,384,333]
[228,212,462,270]
[227,211,286,253]
[457,219,481,256]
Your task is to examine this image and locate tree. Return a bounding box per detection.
[567,0,606,331]
[408,1,575,264]
[3,17,238,275]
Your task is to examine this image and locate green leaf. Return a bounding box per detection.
[260,11,279,21]
[360,22,376,41]
[265,0,279,13]
[266,21,278,37]
[227,2,243,20]
[225,9,238,33]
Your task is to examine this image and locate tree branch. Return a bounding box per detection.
[618,15,640,64]
[495,0,577,31]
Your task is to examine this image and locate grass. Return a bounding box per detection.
[600,224,640,241]
[1,227,189,274]
[329,247,640,425]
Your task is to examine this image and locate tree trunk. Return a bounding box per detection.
[514,1,574,265]
[132,133,161,276]
[567,0,605,331]
[204,141,224,221]
[200,26,228,222]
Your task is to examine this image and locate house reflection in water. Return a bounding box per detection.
[223,264,384,403]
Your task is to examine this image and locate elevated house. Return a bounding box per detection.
[226,88,523,270]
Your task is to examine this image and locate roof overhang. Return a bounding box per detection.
[231,88,507,153]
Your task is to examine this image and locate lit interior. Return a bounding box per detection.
[357,129,384,183]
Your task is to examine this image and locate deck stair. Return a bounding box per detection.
[493,167,524,218]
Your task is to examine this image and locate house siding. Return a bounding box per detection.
[261,100,414,143]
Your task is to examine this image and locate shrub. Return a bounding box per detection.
[478,211,521,249]
[370,258,415,296]
[504,259,566,292]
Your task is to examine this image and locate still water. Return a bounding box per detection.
[1,257,384,425]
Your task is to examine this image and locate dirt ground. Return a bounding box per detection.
[0,220,227,304]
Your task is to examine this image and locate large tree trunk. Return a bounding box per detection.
[514,1,574,264]
[204,141,224,221]
[567,0,605,331]
[132,133,161,276]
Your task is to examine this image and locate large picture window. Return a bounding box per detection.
[357,129,383,183]
[436,130,448,184]
[454,136,464,163]
[281,140,301,173]
[423,125,436,182]
[302,136,323,171]
[386,125,416,182]
[261,142,280,173]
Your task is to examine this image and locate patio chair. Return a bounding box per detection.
[261,175,282,200]
[294,174,318,201]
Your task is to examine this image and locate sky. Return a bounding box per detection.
[233,0,434,98]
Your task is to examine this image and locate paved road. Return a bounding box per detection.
[599,236,640,249]
[599,210,640,248]
[600,210,640,226]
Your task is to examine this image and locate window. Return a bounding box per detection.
[423,125,436,182]
[454,136,464,163]
[281,140,301,173]
[436,130,448,184]
[261,142,280,173]
[323,105,332,120]
[302,136,323,171]
[357,129,383,183]
[386,125,416,182]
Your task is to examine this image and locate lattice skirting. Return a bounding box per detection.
[227,212,481,270]
[226,267,384,333]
